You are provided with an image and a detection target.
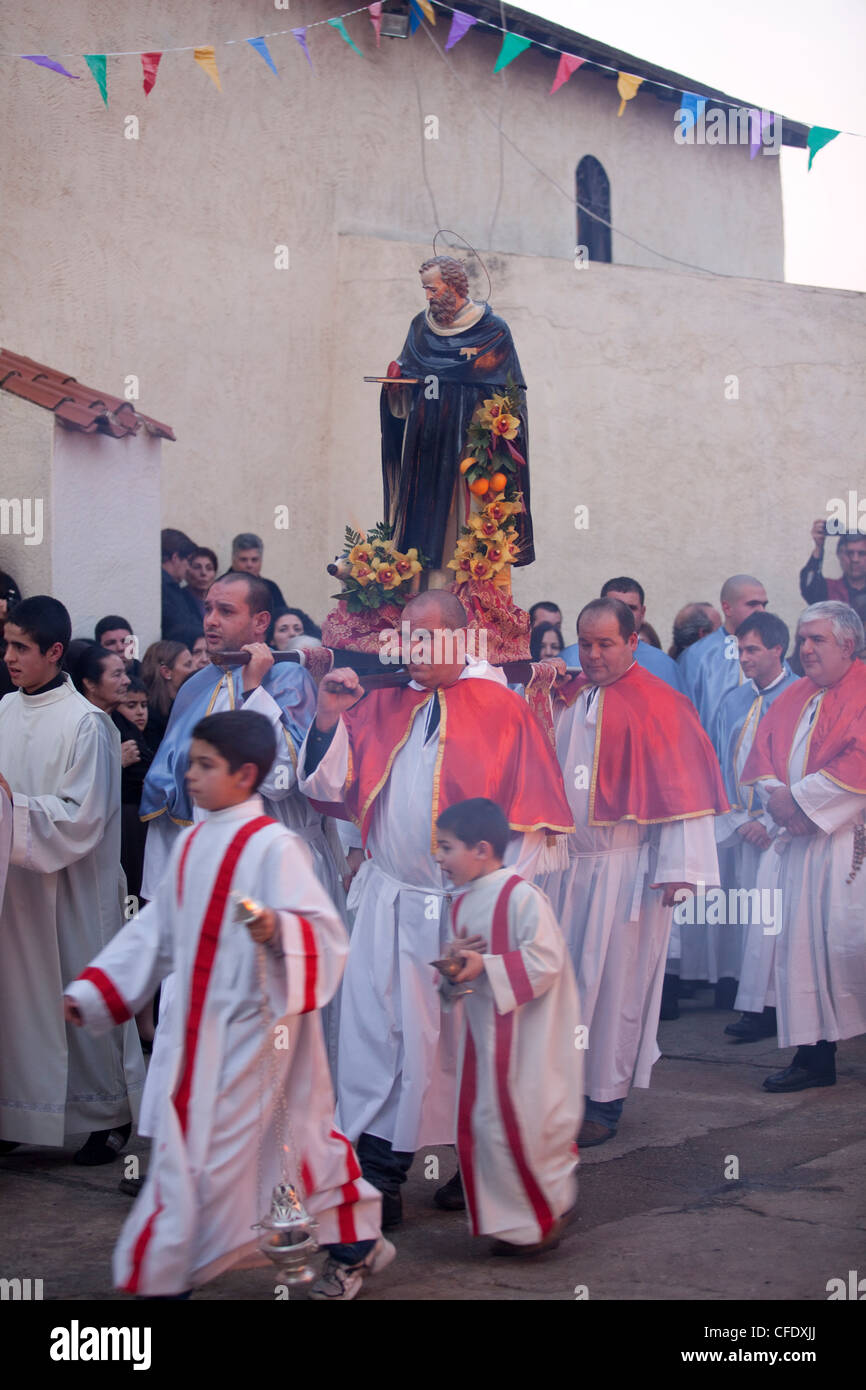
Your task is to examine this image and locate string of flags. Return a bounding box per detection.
[9,1,858,169]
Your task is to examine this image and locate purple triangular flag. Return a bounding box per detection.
[247,37,279,77]
[22,55,80,79]
[292,27,313,70]
[445,10,477,51]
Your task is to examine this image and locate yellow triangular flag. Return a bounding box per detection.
[194,45,222,91]
[616,72,643,116]
[416,0,436,21]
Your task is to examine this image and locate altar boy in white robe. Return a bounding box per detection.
[0,596,143,1162]
[539,598,727,1147]
[436,798,581,1256]
[64,711,390,1301]
[741,602,866,1092]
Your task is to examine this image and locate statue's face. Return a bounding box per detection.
[421,268,463,326]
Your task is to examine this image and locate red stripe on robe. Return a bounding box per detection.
[558,662,728,825]
[330,1128,362,1243]
[177,823,205,904]
[451,890,482,1235]
[490,875,555,1241]
[173,816,274,1136]
[299,916,318,1014]
[308,679,574,849]
[123,1185,165,1294]
[77,967,132,1024]
[742,661,866,794]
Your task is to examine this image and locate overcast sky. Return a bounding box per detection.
[521,0,866,291]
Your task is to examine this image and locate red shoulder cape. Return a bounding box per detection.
[741,661,866,793]
[310,678,574,851]
[557,662,728,825]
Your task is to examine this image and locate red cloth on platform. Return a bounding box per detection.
[309,678,574,847]
[741,661,866,794]
[557,662,728,825]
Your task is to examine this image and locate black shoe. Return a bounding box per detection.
[714,977,739,1010]
[74,1123,132,1166]
[119,1175,145,1197]
[380,1190,403,1230]
[725,1009,777,1042]
[659,974,679,1021]
[762,1063,836,1093]
[433,1169,466,1211]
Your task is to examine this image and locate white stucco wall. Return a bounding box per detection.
[2,1,844,655]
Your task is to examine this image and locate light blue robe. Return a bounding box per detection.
[677,627,743,747]
[560,637,683,692]
[712,664,797,827]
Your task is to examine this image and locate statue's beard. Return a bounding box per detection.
[429,288,461,325]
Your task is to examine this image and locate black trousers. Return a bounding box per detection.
[356,1132,414,1196]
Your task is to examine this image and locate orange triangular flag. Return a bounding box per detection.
[616,72,643,116]
[194,45,221,91]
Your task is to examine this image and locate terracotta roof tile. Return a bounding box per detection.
[0,349,176,441]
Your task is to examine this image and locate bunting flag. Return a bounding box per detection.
[445,10,477,50]
[328,17,364,57]
[616,72,643,116]
[292,28,313,70]
[550,52,584,94]
[679,91,707,130]
[141,52,162,96]
[368,3,382,48]
[414,0,436,21]
[84,54,107,105]
[409,0,424,33]
[493,32,531,74]
[807,126,840,170]
[247,37,279,76]
[194,46,221,91]
[21,55,80,78]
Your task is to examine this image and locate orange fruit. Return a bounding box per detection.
[459,457,476,475]
[489,472,508,493]
[470,477,490,496]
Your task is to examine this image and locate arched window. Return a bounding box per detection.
[576,156,611,264]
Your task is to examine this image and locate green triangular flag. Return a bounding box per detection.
[807,126,840,170]
[493,32,531,73]
[84,54,107,105]
[328,17,364,57]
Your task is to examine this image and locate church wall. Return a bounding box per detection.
[0,395,54,602]
[0,1,806,644]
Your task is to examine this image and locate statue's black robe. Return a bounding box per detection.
[380,304,535,569]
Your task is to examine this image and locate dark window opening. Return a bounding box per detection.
[576,156,611,264]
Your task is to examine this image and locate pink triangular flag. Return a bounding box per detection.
[292,27,313,69]
[141,52,162,96]
[368,3,382,48]
[550,53,585,95]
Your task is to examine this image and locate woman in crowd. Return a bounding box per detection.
[269,605,322,650]
[140,639,195,748]
[73,643,130,714]
[185,546,218,619]
[530,620,564,662]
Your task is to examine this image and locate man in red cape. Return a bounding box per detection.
[741,601,866,1093]
[537,598,728,1146]
[298,590,573,1226]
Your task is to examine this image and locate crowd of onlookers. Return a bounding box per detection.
[2,517,864,903]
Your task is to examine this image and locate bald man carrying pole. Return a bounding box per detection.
[678,575,769,748]
[298,591,573,1226]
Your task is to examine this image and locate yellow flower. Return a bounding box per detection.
[484,497,521,525]
[484,534,509,565]
[392,548,422,580]
[352,562,375,586]
[467,513,500,540]
[375,563,401,590]
[469,555,495,582]
[499,534,522,565]
[348,542,375,568]
[491,412,519,440]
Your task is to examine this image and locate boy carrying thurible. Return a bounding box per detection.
[435,797,583,1255]
[63,710,392,1301]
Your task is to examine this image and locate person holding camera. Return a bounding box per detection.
[800,520,866,627]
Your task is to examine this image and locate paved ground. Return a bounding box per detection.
[2,990,864,1302]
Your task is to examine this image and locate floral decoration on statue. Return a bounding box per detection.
[330,522,429,612]
[456,378,526,501]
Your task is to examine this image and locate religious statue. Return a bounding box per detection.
[379,256,535,586]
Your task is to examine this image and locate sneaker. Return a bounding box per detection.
[308,1237,397,1302]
